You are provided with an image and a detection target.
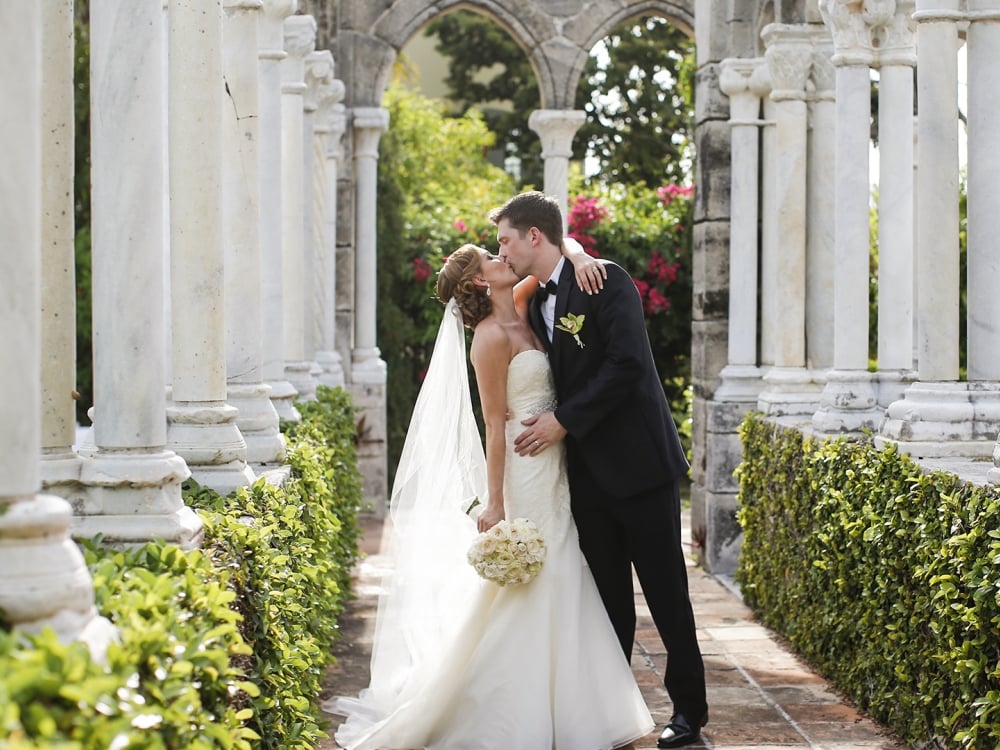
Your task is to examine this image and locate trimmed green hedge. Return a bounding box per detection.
[737,414,1000,748]
[1,386,363,749]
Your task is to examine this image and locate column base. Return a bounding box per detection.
[876,369,917,409]
[877,381,1000,458]
[227,382,286,465]
[714,363,764,402]
[811,369,884,434]
[40,448,84,506]
[266,378,301,424]
[351,347,387,385]
[285,360,317,402]
[75,448,202,548]
[756,366,822,417]
[315,349,345,388]
[166,401,254,494]
[0,493,116,659]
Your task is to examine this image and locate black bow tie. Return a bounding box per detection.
[537,280,558,301]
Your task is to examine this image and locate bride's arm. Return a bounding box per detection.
[562,235,606,294]
[470,324,510,532]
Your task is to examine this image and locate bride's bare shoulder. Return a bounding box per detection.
[470,319,510,365]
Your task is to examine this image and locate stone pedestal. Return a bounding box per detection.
[527,109,586,225]
[223,0,285,465]
[281,15,319,402]
[83,0,202,547]
[259,0,300,422]
[879,382,1000,458]
[166,0,254,493]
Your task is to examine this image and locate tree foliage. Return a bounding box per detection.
[423,9,695,187]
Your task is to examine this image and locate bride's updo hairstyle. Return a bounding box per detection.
[436,244,491,329]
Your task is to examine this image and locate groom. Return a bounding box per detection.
[490,191,708,748]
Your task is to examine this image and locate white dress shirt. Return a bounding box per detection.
[542,257,566,341]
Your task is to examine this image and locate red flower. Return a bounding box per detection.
[453,219,468,233]
[656,183,694,206]
[645,288,670,313]
[412,257,432,283]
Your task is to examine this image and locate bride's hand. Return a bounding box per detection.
[478,503,505,533]
[563,236,606,295]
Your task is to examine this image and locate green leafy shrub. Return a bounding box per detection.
[1,543,258,749]
[1,386,363,749]
[737,414,1000,748]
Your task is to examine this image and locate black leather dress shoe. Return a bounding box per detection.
[656,711,708,748]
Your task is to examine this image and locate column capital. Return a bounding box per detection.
[223,0,263,8]
[810,44,837,99]
[283,13,315,60]
[353,107,389,159]
[304,50,334,112]
[719,57,764,97]
[879,0,917,67]
[527,109,586,159]
[762,24,816,100]
[818,0,877,65]
[258,0,296,58]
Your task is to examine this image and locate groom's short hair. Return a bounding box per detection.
[489,191,564,247]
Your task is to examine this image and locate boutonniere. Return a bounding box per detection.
[555,313,586,348]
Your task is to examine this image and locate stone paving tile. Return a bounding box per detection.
[318,512,908,749]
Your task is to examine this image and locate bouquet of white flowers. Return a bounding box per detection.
[466,517,546,586]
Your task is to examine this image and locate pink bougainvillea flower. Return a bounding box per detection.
[646,288,671,314]
[412,257,432,283]
[657,183,694,206]
[453,219,468,233]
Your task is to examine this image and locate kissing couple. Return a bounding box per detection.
[329,191,708,749]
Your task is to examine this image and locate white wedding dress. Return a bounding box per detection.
[333,349,653,750]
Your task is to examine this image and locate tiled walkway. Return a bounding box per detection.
[319,511,906,750]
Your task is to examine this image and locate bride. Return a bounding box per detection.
[329,242,654,750]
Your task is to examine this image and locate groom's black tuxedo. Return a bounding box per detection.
[529,258,707,722]
[529,260,689,499]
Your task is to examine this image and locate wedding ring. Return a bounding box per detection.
[533,440,540,447]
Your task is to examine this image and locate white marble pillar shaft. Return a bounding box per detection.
[313,69,347,387]
[716,59,763,399]
[914,0,961,382]
[527,109,587,227]
[758,92,778,368]
[966,0,1000,381]
[39,0,82,494]
[258,0,299,421]
[351,106,390,383]
[805,48,836,373]
[280,14,317,400]
[223,0,284,465]
[80,0,200,547]
[877,64,916,370]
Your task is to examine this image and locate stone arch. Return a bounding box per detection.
[348,0,695,110]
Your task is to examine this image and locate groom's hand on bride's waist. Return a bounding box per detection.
[514,412,567,457]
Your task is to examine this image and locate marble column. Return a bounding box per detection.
[875,1,917,407]
[351,106,390,384]
[78,0,201,547]
[813,1,882,433]
[280,15,318,402]
[258,0,299,422]
[805,42,836,376]
[758,72,779,369]
[0,0,114,656]
[527,109,587,227]
[311,59,347,387]
[879,0,992,457]
[351,106,390,518]
[967,0,1000,482]
[166,0,254,494]
[757,24,821,416]
[716,58,764,401]
[39,0,83,500]
[223,0,285,465]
